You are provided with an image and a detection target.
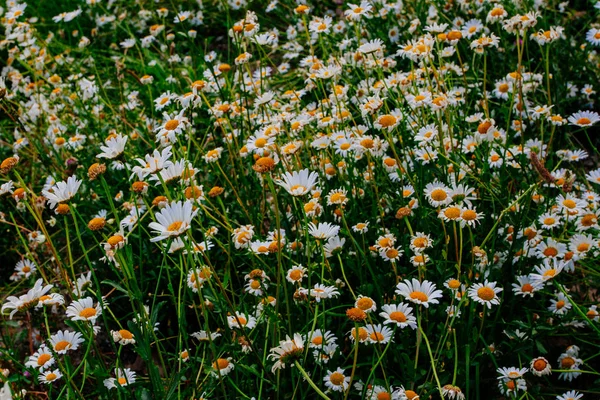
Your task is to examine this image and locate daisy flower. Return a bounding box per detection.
[49,330,84,354]
[557,391,583,400]
[424,181,453,207]
[530,259,565,285]
[355,295,377,313]
[112,329,136,345]
[497,367,528,380]
[568,111,599,127]
[39,369,62,384]
[309,284,340,302]
[344,2,372,21]
[25,345,55,370]
[530,357,551,376]
[65,297,103,323]
[275,169,319,196]
[104,368,137,389]
[308,222,340,240]
[379,303,417,329]
[396,279,443,308]
[307,329,337,348]
[548,292,571,315]
[286,265,307,284]
[557,351,583,381]
[212,358,235,377]
[324,368,350,392]
[512,276,542,297]
[468,281,502,309]
[15,259,36,278]
[227,311,257,329]
[366,324,394,344]
[409,232,433,253]
[148,200,197,242]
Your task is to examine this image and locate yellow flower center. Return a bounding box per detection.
[448,279,461,289]
[533,359,548,371]
[561,357,575,368]
[410,291,428,302]
[389,311,406,322]
[45,373,57,381]
[54,341,71,351]
[543,217,555,225]
[356,297,374,310]
[412,237,428,248]
[543,248,558,257]
[329,372,345,385]
[167,221,183,232]
[462,210,477,221]
[521,283,534,293]
[164,119,179,131]
[577,243,590,252]
[444,207,461,220]
[79,307,97,319]
[430,189,447,202]
[477,287,495,301]
[117,329,133,339]
[576,117,591,126]
[37,353,52,366]
[378,115,397,127]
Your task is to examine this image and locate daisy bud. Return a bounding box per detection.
[208,186,224,198]
[395,207,411,219]
[131,181,149,195]
[217,63,231,73]
[13,188,26,201]
[252,156,276,173]
[55,204,70,215]
[87,163,106,181]
[346,307,367,322]
[0,156,19,174]
[88,217,106,231]
[152,196,168,207]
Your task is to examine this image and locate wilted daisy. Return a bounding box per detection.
[268,333,304,372]
[396,279,443,308]
[530,357,551,376]
[42,176,82,209]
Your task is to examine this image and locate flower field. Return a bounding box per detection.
[1,0,600,398]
